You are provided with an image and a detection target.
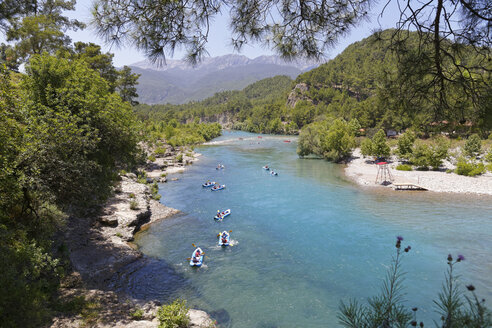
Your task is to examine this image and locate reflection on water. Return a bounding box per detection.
[115,131,491,328]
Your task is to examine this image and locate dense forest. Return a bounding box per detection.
[135,30,491,139]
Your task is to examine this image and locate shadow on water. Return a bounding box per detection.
[209,308,231,327]
[107,256,196,302]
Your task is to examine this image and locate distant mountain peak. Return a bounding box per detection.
[130,54,323,72]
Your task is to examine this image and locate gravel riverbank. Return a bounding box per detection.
[51,148,215,328]
[345,149,492,195]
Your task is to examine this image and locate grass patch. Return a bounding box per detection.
[129,200,139,210]
[396,164,412,171]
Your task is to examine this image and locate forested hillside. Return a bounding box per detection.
[135,75,298,134]
[137,30,491,137]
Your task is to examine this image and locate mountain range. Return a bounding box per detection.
[130,54,322,104]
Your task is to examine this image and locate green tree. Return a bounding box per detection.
[71,42,118,89]
[116,65,140,105]
[395,131,416,161]
[297,122,324,157]
[411,142,432,169]
[321,119,356,162]
[360,138,373,158]
[5,0,84,62]
[428,137,449,170]
[22,53,141,207]
[92,0,369,64]
[371,129,390,158]
[463,134,482,158]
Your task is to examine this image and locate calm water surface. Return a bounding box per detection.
[113,131,492,327]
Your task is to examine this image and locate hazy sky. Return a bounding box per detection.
[5,0,401,67]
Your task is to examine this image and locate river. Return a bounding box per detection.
[112,131,492,327]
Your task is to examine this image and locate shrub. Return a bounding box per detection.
[148,155,156,162]
[157,299,189,328]
[371,129,390,158]
[321,119,356,162]
[131,308,144,320]
[160,173,167,178]
[129,200,139,210]
[395,131,415,160]
[428,136,449,170]
[154,147,166,156]
[396,164,412,171]
[485,149,492,163]
[455,157,485,176]
[360,138,373,158]
[463,134,482,157]
[176,154,183,163]
[411,142,431,169]
[129,193,135,199]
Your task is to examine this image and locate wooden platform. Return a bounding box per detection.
[393,183,427,191]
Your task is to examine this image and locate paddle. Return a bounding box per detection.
[217,230,232,237]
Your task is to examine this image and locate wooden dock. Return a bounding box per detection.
[393,183,427,191]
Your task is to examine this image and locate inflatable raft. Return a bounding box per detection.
[214,209,231,221]
[270,171,278,176]
[202,181,216,187]
[262,166,270,170]
[216,164,225,170]
[211,184,226,191]
[218,231,230,246]
[189,247,204,267]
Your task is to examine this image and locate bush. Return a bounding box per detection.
[321,119,356,162]
[371,129,390,158]
[157,299,189,328]
[455,157,485,176]
[129,193,135,199]
[411,142,431,169]
[485,149,492,163]
[395,131,415,160]
[463,134,482,157]
[148,155,156,162]
[129,200,139,210]
[154,147,166,156]
[131,308,144,320]
[176,154,183,163]
[360,138,373,158]
[428,136,449,170]
[396,164,412,171]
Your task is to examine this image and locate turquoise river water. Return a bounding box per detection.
[112,131,491,327]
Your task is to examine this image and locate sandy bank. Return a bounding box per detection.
[345,149,492,195]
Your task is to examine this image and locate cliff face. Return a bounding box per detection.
[286,83,310,108]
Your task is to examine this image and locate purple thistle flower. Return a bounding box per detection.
[397,236,404,241]
[457,254,465,262]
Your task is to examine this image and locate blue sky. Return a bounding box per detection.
[4,0,401,67]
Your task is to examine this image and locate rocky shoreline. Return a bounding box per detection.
[345,148,492,195]
[51,146,215,327]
